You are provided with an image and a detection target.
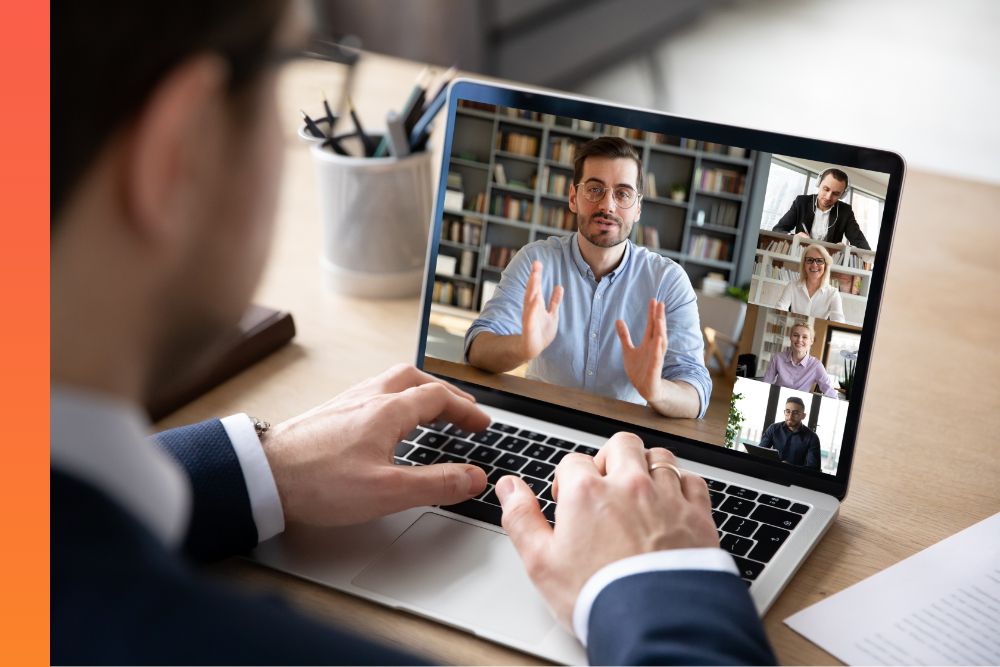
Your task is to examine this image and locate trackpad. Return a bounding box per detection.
[352,512,557,644]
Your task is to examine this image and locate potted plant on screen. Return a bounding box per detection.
[726,392,744,449]
[840,349,858,400]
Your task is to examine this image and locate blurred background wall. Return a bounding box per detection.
[316,0,999,184]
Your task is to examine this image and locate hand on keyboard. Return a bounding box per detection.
[261,364,490,526]
[495,432,718,629]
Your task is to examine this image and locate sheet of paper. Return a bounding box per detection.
[785,512,1000,665]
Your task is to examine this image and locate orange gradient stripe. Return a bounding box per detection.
[0,2,50,665]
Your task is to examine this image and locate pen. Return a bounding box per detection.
[322,94,335,123]
[347,96,376,156]
[407,82,450,152]
[301,110,326,139]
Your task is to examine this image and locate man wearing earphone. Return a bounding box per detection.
[772,167,871,249]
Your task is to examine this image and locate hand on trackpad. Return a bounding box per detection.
[352,512,558,644]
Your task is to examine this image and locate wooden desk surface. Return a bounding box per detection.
[158,53,1000,665]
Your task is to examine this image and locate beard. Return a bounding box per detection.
[578,211,632,248]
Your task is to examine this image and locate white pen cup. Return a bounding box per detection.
[309,135,433,298]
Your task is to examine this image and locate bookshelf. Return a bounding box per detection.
[431,102,768,316]
[750,309,813,378]
[749,230,875,327]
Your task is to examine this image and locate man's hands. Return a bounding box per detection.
[520,260,564,361]
[261,364,491,526]
[497,433,718,627]
[616,299,668,404]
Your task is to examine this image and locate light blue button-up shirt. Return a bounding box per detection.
[465,233,711,418]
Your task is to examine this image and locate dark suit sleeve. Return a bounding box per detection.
[760,423,775,449]
[772,197,803,234]
[806,433,822,470]
[154,419,258,562]
[840,205,871,249]
[587,570,776,665]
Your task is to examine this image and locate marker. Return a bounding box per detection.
[300,110,326,139]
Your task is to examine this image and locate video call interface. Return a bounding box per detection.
[422,99,890,478]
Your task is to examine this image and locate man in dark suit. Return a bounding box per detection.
[760,397,822,470]
[772,168,872,249]
[51,1,776,664]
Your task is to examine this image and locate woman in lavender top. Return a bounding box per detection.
[763,322,839,398]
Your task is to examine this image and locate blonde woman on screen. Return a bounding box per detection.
[774,244,845,322]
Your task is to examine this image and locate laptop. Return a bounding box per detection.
[253,79,904,664]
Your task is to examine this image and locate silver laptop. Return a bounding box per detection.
[253,79,904,664]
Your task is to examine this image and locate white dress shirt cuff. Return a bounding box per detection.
[572,548,739,646]
[220,413,285,542]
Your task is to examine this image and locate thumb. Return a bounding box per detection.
[391,463,486,508]
[496,475,551,564]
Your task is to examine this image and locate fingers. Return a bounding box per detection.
[655,301,667,345]
[386,463,487,510]
[644,299,656,342]
[389,382,491,437]
[593,432,647,477]
[644,447,685,498]
[496,475,551,569]
[547,284,564,315]
[679,470,711,509]
[524,260,542,308]
[551,451,601,503]
[378,363,476,402]
[615,319,634,351]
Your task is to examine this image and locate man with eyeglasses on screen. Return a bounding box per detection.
[759,397,822,470]
[465,137,712,419]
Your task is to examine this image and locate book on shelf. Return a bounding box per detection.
[472,192,487,214]
[688,234,730,261]
[502,107,541,122]
[645,173,658,199]
[542,167,570,197]
[491,193,534,222]
[484,244,519,270]
[541,205,575,230]
[459,250,476,277]
[547,136,581,164]
[455,283,474,309]
[458,100,495,113]
[695,166,746,195]
[832,273,862,295]
[462,216,482,246]
[706,200,739,227]
[493,162,507,185]
[496,131,539,157]
[444,171,465,212]
[635,225,660,250]
[435,254,457,277]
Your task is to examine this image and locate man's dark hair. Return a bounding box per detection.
[573,137,644,195]
[52,0,288,223]
[817,168,849,192]
[785,397,806,410]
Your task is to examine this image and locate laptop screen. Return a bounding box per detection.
[419,81,900,485]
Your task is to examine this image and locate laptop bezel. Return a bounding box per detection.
[416,78,905,502]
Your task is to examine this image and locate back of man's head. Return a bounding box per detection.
[52,0,287,224]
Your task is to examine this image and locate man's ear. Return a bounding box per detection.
[568,182,578,214]
[120,54,229,244]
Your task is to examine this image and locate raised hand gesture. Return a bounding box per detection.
[615,299,668,403]
[520,260,564,361]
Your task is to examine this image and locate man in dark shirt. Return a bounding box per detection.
[760,397,822,470]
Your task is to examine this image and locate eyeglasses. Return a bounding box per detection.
[783,409,804,416]
[803,257,827,265]
[576,182,641,209]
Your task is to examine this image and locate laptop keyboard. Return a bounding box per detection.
[394,420,810,586]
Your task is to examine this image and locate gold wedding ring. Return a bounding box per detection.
[649,462,683,484]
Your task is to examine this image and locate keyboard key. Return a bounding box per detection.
[487,468,506,485]
[481,488,501,506]
[747,524,790,563]
[541,502,556,523]
[524,443,556,461]
[442,439,474,456]
[416,432,449,448]
[709,490,724,508]
[427,419,450,431]
[470,430,502,446]
[523,461,555,480]
[703,477,727,492]
[731,556,765,580]
[468,446,501,464]
[406,447,440,465]
[789,503,810,515]
[575,444,599,457]
[722,516,759,538]
[496,453,528,472]
[497,436,529,453]
[440,499,502,527]
[712,510,728,528]
[445,425,472,438]
[720,496,754,517]
[435,453,467,465]
[404,427,424,442]
[750,505,802,530]
[491,422,519,434]
[393,457,413,466]
[725,485,759,501]
[546,437,577,450]
[720,534,753,556]
[539,484,554,503]
[758,494,791,509]
[519,429,547,442]
[549,451,570,465]
[394,442,415,457]
[520,476,548,496]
